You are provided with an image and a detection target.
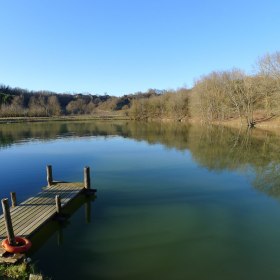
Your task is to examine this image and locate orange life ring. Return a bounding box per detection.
[1,236,32,253]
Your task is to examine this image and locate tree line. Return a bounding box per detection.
[129,88,189,121]
[0,87,114,117]
[1,51,279,124]
[129,51,280,124]
[0,86,166,118]
[191,51,280,126]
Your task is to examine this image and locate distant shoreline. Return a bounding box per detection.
[2,115,280,132]
[0,115,130,124]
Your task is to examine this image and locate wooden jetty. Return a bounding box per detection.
[0,165,95,264]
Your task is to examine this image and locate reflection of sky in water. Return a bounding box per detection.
[0,122,280,279]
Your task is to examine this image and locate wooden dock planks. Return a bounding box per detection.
[0,182,84,241]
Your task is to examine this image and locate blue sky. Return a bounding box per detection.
[0,0,279,96]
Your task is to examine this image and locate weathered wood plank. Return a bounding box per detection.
[0,182,84,242]
[17,193,80,237]
[0,193,80,237]
[0,190,80,237]
[0,183,82,227]
[7,191,80,235]
[0,190,79,233]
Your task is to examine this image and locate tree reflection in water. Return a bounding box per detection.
[1,121,280,197]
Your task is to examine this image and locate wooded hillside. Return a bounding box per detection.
[1,51,279,126]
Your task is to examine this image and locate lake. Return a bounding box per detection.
[1,121,280,280]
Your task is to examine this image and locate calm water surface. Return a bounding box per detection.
[1,121,280,280]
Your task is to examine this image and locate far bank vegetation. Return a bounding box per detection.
[192,52,280,126]
[0,51,279,126]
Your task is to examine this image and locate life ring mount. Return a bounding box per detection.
[2,236,32,253]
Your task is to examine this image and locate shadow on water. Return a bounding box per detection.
[28,194,96,255]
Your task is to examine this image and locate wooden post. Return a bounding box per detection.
[55,195,62,214]
[47,165,53,187]
[10,192,17,207]
[1,198,16,246]
[84,166,91,189]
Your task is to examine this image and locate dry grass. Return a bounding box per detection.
[0,263,29,279]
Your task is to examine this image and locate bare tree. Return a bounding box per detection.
[256,52,280,116]
[47,96,61,116]
[257,52,280,83]
[66,99,87,115]
[28,95,47,116]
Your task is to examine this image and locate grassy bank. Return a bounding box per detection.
[0,114,130,124]
[0,263,33,279]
